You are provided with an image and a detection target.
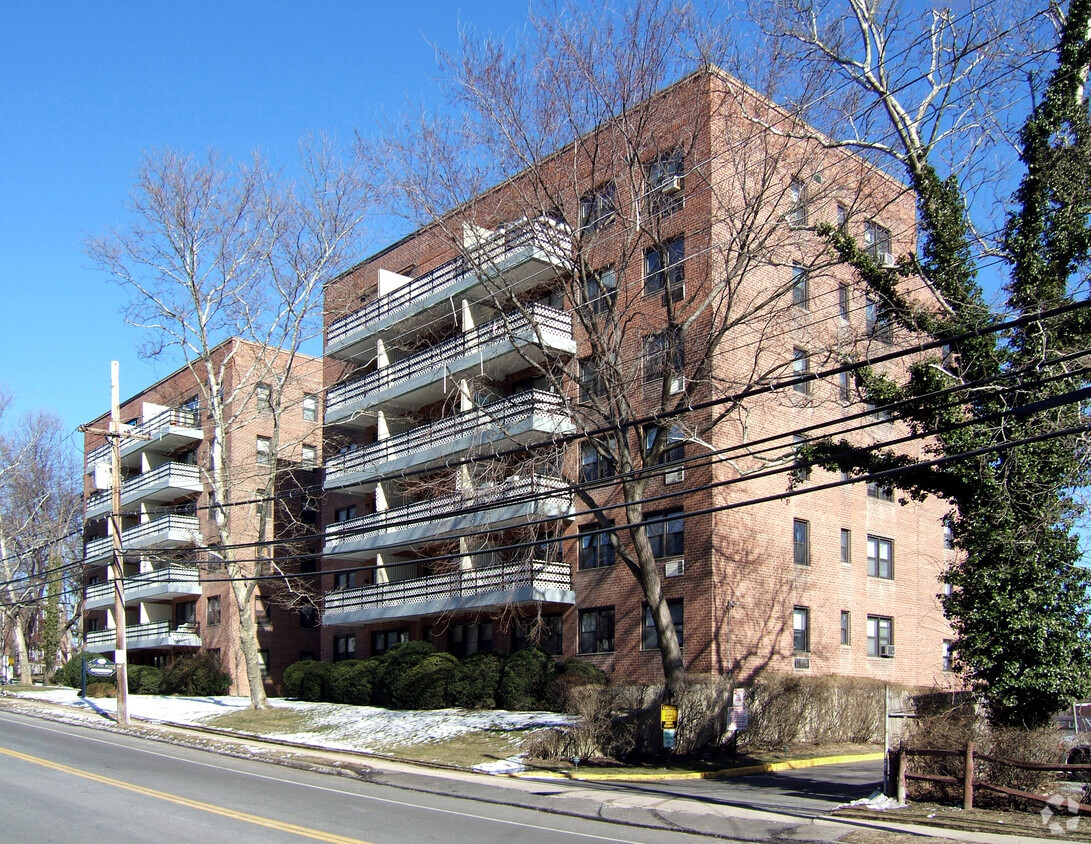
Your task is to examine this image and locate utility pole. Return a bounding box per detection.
[79,362,148,727]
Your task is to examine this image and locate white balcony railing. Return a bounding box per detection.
[85,564,202,609]
[86,408,201,468]
[86,461,202,519]
[85,620,201,651]
[326,304,573,418]
[327,218,572,354]
[324,475,571,555]
[84,515,201,564]
[324,390,569,487]
[324,559,572,620]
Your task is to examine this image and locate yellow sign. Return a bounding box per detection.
[660,703,678,730]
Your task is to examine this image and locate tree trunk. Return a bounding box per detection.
[13,614,32,685]
[230,576,268,709]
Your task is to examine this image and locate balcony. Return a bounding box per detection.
[85,565,203,610]
[324,475,573,559]
[85,620,201,653]
[85,462,203,519]
[324,390,573,492]
[327,218,572,361]
[84,515,201,564]
[323,559,574,626]
[325,305,576,423]
[86,408,203,470]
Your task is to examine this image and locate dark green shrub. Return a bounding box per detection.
[161,652,232,696]
[52,654,92,688]
[391,653,460,710]
[327,659,377,705]
[127,665,164,695]
[548,658,608,708]
[85,682,117,698]
[280,660,331,701]
[450,651,504,709]
[499,646,557,711]
[371,641,436,707]
[282,660,313,698]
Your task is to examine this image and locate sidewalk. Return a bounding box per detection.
[0,690,1075,844]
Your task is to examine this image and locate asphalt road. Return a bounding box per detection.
[0,711,716,844]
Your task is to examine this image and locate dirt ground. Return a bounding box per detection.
[835,801,1091,842]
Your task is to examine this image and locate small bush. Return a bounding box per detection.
[391,653,461,710]
[450,651,504,709]
[85,682,117,698]
[281,660,331,701]
[327,660,377,706]
[52,654,92,688]
[161,652,232,696]
[127,665,164,695]
[499,646,556,711]
[549,658,607,709]
[371,641,436,708]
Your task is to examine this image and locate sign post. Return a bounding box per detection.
[82,656,116,698]
[661,703,678,765]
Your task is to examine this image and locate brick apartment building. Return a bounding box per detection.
[316,67,956,689]
[81,339,324,694]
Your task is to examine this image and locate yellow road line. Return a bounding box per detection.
[0,744,373,844]
[517,752,886,782]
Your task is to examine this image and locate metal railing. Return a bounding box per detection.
[86,461,201,514]
[327,218,572,347]
[85,515,201,562]
[324,559,571,615]
[87,408,201,467]
[326,303,572,415]
[325,390,568,482]
[85,620,200,649]
[325,475,570,548]
[85,565,201,604]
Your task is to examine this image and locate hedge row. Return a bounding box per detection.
[54,652,231,696]
[283,643,605,711]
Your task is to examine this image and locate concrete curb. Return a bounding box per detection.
[514,751,886,782]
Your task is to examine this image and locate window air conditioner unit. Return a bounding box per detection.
[664,466,684,485]
[669,375,685,395]
[880,252,896,268]
[879,645,895,658]
[664,558,685,577]
[659,176,683,195]
[794,655,811,670]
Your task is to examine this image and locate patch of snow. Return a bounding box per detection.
[8,688,572,753]
[474,756,529,775]
[837,790,906,811]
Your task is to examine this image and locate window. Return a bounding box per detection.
[255,596,272,627]
[785,178,807,226]
[791,266,809,308]
[334,634,356,662]
[644,327,684,385]
[644,424,684,482]
[642,599,684,650]
[647,509,684,560]
[206,596,221,626]
[302,394,318,422]
[580,442,615,483]
[451,622,494,657]
[867,481,894,502]
[841,611,851,646]
[838,283,850,321]
[867,615,894,657]
[793,434,811,481]
[793,607,810,653]
[942,639,953,671]
[644,237,685,300]
[864,221,892,263]
[258,649,270,678]
[256,383,272,412]
[371,629,408,656]
[792,348,810,394]
[514,614,563,656]
[299,601,318,628]
[334,505,357,523]
[840,528,852,565]
[579,608,616,653]
[943,523,955,550]
[334,570,357,590]
[579,522,615,569]
[793,519,810,566]
[579,181,617,233]
[865,293,894,342]
[579,359,605,401]
[839,370,852,402]
[256,436,273,466]
[836,203,848,232]
[175,600,196,625]
[867,535,894,579]
[646,148,684,215]
[583,268,617,314]
[87,617,100,632]
[301,444,317,469]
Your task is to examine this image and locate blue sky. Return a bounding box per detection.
[0,1,533,445]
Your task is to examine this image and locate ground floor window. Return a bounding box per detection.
[866,616,894,657]
[514,615,563,655]
[451,622,493,657]
[642,599,683,650]
[578,608,615,654]
[334,634,356,662]
[371,629,408,656]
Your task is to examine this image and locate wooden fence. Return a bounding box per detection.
[893,743,1091,812]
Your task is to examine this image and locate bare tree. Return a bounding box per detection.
[87,141,372,707]
[367,0,907,697]
[0,407,82,685]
